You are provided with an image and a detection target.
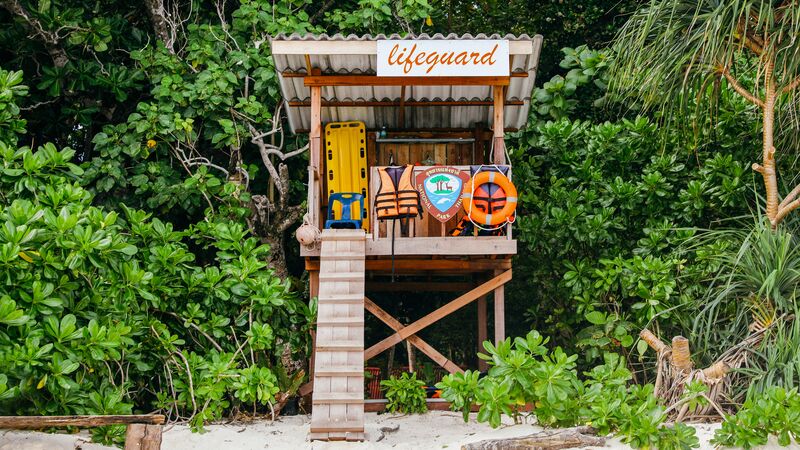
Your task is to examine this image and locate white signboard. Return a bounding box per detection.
[377,40,509,77]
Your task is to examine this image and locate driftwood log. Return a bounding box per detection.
[0,415,165,450]
[461,426,604,450]
[639,319,777,420]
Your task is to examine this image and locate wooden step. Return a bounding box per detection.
[319,272,365,281]
[318,293,364,303]
[312,392,364,404]
[316,341,363,352]
[314,366,364,377]
[320,230,366,241]
[319,253,366,261]
[316,317,364,326]
[310,421,365,433]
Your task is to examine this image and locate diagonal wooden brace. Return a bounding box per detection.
[364,296,462,374]
[364,269,512,361]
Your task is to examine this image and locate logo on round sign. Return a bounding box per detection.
[415,167,470,223]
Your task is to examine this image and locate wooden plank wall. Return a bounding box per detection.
[367,134,487,238]
[319,129,492,236]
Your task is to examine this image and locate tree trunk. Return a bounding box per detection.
[759,58,780,227]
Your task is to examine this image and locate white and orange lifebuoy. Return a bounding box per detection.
[462,171,518,227]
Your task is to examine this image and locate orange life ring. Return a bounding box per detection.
[462,171,518,226]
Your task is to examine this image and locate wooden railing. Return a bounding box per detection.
[301,165,516,257]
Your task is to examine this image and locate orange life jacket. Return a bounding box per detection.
[375,165,421,220]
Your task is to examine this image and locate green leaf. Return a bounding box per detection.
[585,311,606,325]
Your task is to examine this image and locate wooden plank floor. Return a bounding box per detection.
[309,229,366,442]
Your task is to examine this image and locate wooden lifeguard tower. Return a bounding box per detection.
[269,33,542,441]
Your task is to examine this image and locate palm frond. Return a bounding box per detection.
[610,0,800,122]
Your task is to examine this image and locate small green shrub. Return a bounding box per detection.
[712,386,800,449]
[380,372,427,414]
[436,370,480,422]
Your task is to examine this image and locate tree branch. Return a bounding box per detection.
[776,198,800,225]
[780,182,800,209]
[158,310,223,352]
[781,76,800,95]
[0,0,68,67]
[143,0,176,52]
[719,67,765,108]
[309,0,336,24]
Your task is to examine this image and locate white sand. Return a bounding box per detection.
[2,412,797,449]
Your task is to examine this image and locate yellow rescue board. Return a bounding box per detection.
[325,121,369,231]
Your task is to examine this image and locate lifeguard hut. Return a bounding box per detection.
[269,33,542,441]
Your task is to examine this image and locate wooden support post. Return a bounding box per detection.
[477,294,488,371]
[398,86,406,128]
[492,86,506,165]
[364,297,462,374]
[310,86,322,170]
[365,270,512,360]
[299,269,320,397]
[493,269,506,344]
[124,424,163,450]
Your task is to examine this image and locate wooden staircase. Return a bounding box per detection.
[309,229,366,441]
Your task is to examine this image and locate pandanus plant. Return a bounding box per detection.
[610,1,800,227]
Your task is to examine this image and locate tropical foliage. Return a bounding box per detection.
[0,68,310,442]
[2,0,800,448]
[436,333,701,449]
[509,46,756,365]
[610,0,800,227]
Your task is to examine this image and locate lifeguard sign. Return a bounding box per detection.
[377,40,509,77]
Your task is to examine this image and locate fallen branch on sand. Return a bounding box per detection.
[460,426,604,450]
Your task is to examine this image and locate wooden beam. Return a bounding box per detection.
[365,281,475,292]
[398,86,406,128]
[477,294,488,371]
[364,297,462,374]
[304,75,510,87]
[492,85,506,165]
[287,100,525,107]
[306,258,511,272]
[365,269,512,360]
[0,415,166,428]
[271,39,535,56]
[309,86,322,169]
[303,236,516,257]
[494,269,506,344]
[294,127,518,134]
[282,71,529,78]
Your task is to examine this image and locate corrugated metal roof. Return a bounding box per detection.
[269,34,543,133]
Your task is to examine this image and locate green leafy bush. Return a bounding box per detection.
[511,112,753,364]
[436,332,700,449]
[380,372,427,414]
[712,386,800,449]
[0,70,311,442]
[509,45,757,366]
[531,45,611,123]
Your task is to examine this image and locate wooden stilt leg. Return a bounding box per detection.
[477,294,488,371]
[493,269,505,344]
[299,269,321,397]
